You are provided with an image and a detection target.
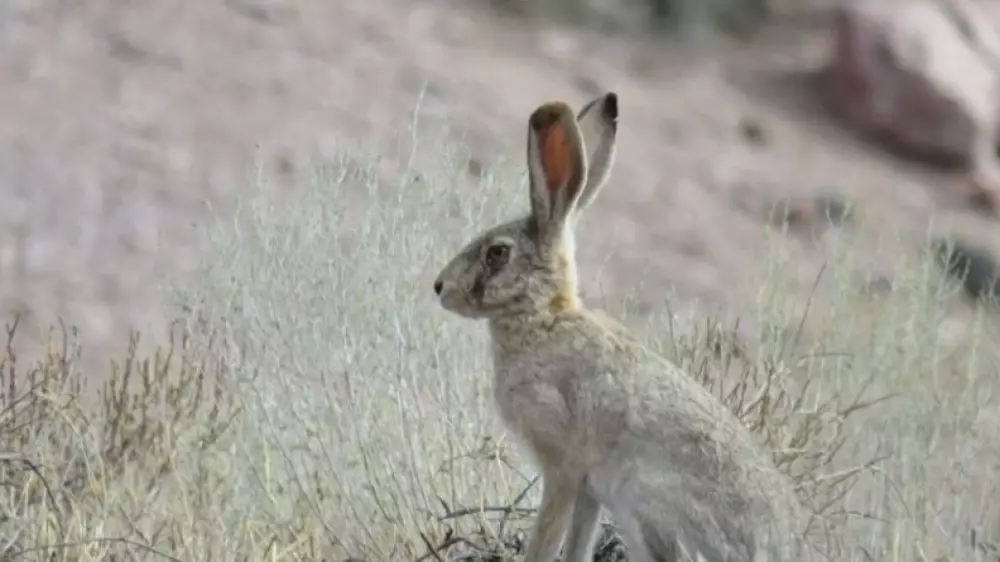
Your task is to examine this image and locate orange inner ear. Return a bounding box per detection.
[540,121,571,197]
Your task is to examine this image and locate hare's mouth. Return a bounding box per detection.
[438,291,483,319]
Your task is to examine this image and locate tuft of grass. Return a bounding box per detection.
[0,121,997,561]
[0,317,237,561]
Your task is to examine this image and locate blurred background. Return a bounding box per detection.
[2,0,1000,369]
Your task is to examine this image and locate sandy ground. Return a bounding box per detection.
[0,0,997,367]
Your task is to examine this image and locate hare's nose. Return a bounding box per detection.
[433,279,443,295]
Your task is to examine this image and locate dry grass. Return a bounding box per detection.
[0,126,998,561]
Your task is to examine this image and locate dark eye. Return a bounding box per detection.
[485,243,510,268]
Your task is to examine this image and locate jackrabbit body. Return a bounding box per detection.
[433,93,810,562]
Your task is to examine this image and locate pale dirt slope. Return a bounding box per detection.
[0,0,995,366]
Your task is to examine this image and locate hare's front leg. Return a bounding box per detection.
[560,487,602,562]
[523,471,580,562]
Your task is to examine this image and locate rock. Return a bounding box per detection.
[814,192,855,226]
[969,149,1000,212]
[863,274,894,296]
[738,116,768,146]
[933,236,1000,302]
[766,193,856,232]
[822,0,1000,168]
[467,157,485,178]
[648,0,775,36]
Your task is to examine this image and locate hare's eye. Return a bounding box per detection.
[485,243,510,268]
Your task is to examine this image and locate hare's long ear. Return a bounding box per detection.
[573,92,618,215]
[526,101,588,239]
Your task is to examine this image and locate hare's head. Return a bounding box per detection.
[433,92,619,319]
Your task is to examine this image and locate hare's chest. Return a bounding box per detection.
[493,382,561,468]
[492,383,525,439]
[491,358,574,467]
[491,370,532,438]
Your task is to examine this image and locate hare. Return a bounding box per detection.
[433,93,811,562]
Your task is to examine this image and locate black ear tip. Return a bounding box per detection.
[603,92,619,120]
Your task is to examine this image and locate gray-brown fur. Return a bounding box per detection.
[434,92,811,562]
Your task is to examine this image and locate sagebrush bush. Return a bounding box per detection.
[0,123,997,562]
